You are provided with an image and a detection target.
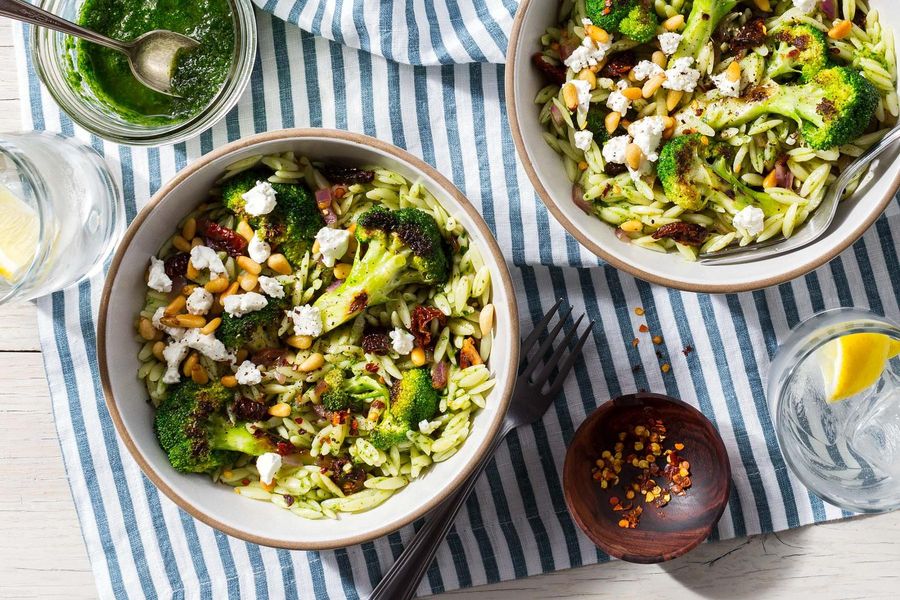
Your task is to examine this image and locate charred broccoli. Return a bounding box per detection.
[584,1,657,43]
[369,368,439,450]
[766,22,830,82]
[312,206,449,333]
[618,4,658,44]
[217,295,287,351]
[154,381,276,473]
[320,368,360,412]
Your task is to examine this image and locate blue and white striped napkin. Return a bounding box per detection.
[14,1,900,598]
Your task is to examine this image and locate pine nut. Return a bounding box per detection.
[181,217,197,241]
[625,143,644,171]
[236,220,254,242]
[663,126,675,140]
[578,68,597,89]
[219,281,240,302]
[828,20,852,40]
[191,237,203,248]
[663,14,685,31]
[642,73,666,99]
[164,295,187,316]
[578,161,588,171]
[605,111,621,134]
[621,87,643,101]
[585,24,609,44]
[700,135,710,146]
[591,58,607,74]
[267,254,292,275]
[200,317,222,335]
[183,352,199,377]
[162,314,207,329]
[172,235,192,253]
[620,219,643,233]
[312,239,321,255]
[204,276,230,293]
[236,349,249,363]
[652,51,667,68]
[563,83,579,110]
[662,116,676,129]
[763,169,779,188]
[237,256,262,275]
[726,61,742,82]
[752,0,770,11]
[298,352,324,372]
[191,364,209,385]
[410,346,426,367]
[479,304,495,336]
[138,318,157,341]
[221,375,238,388]
[152,341,165,361]
[666,89,683,112]
[181,284,196,297]
[286,335,313,350]
[238,272,258,292]
[268,403,291,417]
[333,262,352,280]
[186,261,200,281]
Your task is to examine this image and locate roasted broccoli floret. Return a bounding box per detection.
[585,105,612,144]
[672,0,739,62]
[584,0,634,33]
[618,4,658,43]
[320,368,359,411]
[154,381,276,473]
[217,295,287,351]
[312,207,450,333]
[370,368,439,450]
[766,22,830,82]
[657,134,781,215]
[220,169,324,266]
[696,66,878,149]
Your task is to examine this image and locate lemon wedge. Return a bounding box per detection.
[819,332,900,403]
[0,184,39,284]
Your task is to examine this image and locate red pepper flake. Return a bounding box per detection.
[365,362,380,373]
[241,478,250,486]
[639,324,650,333]
[682,346,693,356]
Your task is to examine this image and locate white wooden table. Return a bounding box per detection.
[0,19,898,600]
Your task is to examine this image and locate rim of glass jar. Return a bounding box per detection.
[0,138,54,305]
[31,0,257,147]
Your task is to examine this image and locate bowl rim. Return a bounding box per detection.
[97,128,520,549]
[506,0,900,294]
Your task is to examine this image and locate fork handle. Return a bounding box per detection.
[369,429,510,600]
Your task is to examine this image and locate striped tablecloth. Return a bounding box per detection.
[15,1,900,598]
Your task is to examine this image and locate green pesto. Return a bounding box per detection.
[74,0,234,125]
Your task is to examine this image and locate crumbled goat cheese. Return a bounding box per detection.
[241,181,278,216]
[570,78,593,118]
[315,227,351,268]
[793,0,817,14]
[602,135,631,165]
[257,275,285,299]
[389,327,416,355]
[289,304,323,337]
[658,32,683,56]
[222,292,268,317]
[564,33,612,74]
[190,245,226,277]
[711,70,742,98]
[606,89,631,116]
[733,206,766,236]
[235,360,262,386]
[162,339,189,384]
[183,329,233,363]
[574,129,594,152]
[631,60,665,82]
[627,116,668,162]
[247,234,271,264]
[186,287,214,316]
[152,306,185,340]
[256,453,282,485]
[147,256,172,293]
[663,57,701,92]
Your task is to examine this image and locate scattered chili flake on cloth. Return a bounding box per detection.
[591,415,693,529]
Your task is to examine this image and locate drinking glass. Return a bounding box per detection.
[0,131,123,305]
[768,308,900,512]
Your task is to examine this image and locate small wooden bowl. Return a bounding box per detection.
[563,392,731,564]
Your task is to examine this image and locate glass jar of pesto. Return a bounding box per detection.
[31,0,257,146]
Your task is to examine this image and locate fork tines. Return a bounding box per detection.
[519,299,593,398]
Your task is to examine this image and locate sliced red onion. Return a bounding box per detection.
[322,207,338,225]
[550,104,565,128]
[615,228,632,243]
[821,0,835,20]
[559,43,574,62]
[315,188,333,210]
[774,156,794,190]
[572,184,592,214]
[431,361,449,390]
[326,278,344,291]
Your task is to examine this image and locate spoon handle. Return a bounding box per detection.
[0,0,128,53]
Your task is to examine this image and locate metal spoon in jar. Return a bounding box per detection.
[0,0,198,96]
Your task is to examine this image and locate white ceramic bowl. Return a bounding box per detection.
[98,130,519,549]
[507,0,900,293]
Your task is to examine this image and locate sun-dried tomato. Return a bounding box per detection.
[600,51,637,79]
[164,252,190,280]
[459,337,482,370]
[361,332,390,355]
[197,219,248,256]
[250,348,288,367]
[410,305,448,349]
[316,455,367,495]
[729,18,767,52]
[604,162,628,177]
[365,362,380,373]
[232,398,269,422]
[276,441,294,456]
[651,223,708,246]
[319,165,375,184]
[532,52,567,85]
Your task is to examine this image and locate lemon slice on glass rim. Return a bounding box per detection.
[0,184,39,284]
[819,332,900,403]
